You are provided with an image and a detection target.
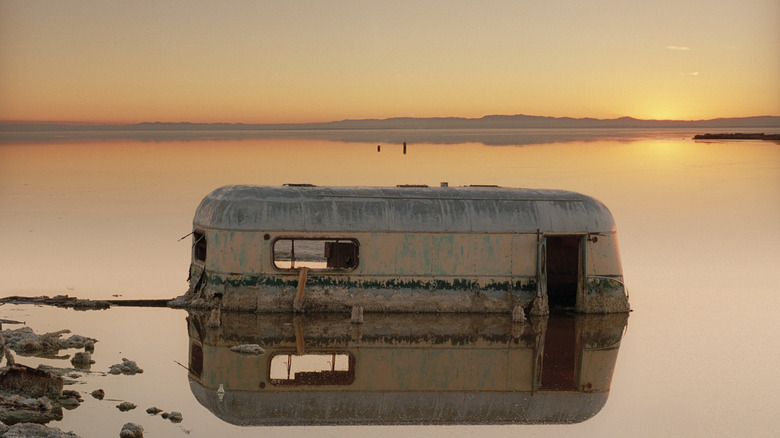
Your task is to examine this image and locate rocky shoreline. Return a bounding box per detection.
[0,297,184,437]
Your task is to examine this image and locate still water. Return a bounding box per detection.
[0,129,778,437]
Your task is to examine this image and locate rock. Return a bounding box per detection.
[61,389,82,406]
[145,406,162,415]
[2,327,97,355]
[84,340,95,353]
[35,365,85,385]
[4,347,14,366]
[91,389,105,399]
[0,393,63,427]
[119,422,143,438]
[62,389,80,398]
[60,397,80,409]
[70,352,94,367]
[109,359,143,375]
[116,401,136,411]
[229,344,264,355]
[0,422,79,437]
[0,364,63,399]
[168,411,183,423]
[58,334,98,350]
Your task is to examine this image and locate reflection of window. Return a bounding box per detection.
[190,343,203,378]
[273,238,358,270]
[193,231,207,262]
[269,353,355,386]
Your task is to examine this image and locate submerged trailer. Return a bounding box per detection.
[173,184,630,314]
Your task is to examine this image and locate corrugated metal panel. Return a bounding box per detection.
[193,185,616,233]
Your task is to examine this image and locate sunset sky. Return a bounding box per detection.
[1,0,778,124]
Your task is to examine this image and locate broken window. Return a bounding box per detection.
[193,231,207,262]
[269,353,355,386]
[273,238,358,270]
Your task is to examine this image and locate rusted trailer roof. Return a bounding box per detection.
[193,185,616,233]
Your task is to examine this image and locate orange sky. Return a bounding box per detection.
[1,1,778,124]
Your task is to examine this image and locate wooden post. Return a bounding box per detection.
[293,267,308,312]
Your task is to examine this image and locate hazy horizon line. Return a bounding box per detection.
[2,113,780,127]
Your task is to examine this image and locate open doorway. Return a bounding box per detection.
[545,235,582,309]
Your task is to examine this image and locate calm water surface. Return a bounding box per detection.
[0,129,778,437]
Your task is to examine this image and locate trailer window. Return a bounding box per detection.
[269,353,355,386]
[189,343,203,378]
[273,238,358,270]
[193,231,206,262]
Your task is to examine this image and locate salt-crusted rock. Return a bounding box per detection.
[1,327,97,355]
[0,364,63,399]
[70,351,94,366]
[116,401,136,411]
[119,422,144,438]
[109,358,143,375]
[0,422,79,437]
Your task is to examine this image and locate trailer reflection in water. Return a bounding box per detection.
[186,311,628,426]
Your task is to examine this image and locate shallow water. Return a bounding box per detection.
[0,129,778,437]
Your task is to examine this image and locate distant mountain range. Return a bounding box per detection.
[2,114,780,132]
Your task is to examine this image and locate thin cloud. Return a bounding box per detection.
[667,45,692,51]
